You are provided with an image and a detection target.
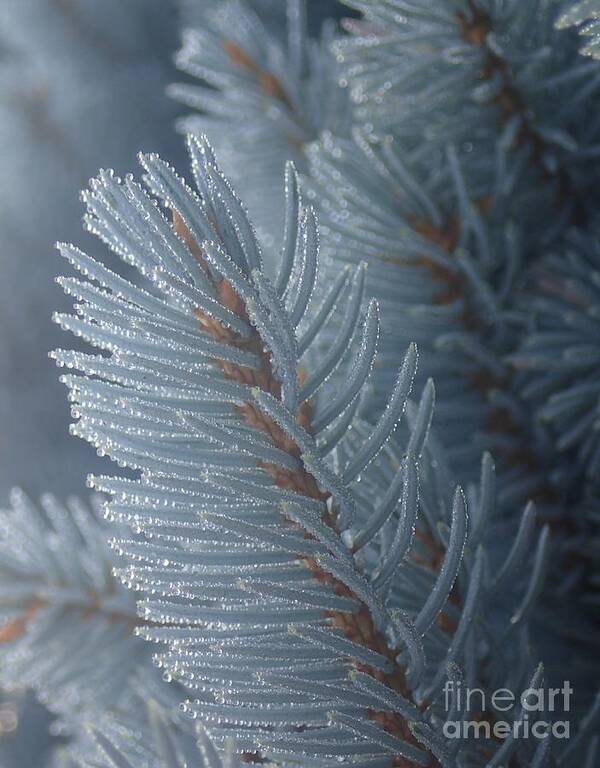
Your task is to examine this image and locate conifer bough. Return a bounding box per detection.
[50,133,563,767]
[0,1,598,766]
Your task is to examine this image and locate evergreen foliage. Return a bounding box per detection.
[0,1,599,767]
[313,0,600,484]
[170,3,600,716]
[0,492,149,727]
[52,136,583,766]
[170,0,350,259]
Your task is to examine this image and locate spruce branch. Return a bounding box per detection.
[54,135,556,767]
[0,491,148,725]
[4,2,600,766]
[165,2,600,748]
[169,0,350,258]
[335,1,600,237]
[55,134,433,766]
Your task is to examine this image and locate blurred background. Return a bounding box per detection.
[0,2,345,764]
